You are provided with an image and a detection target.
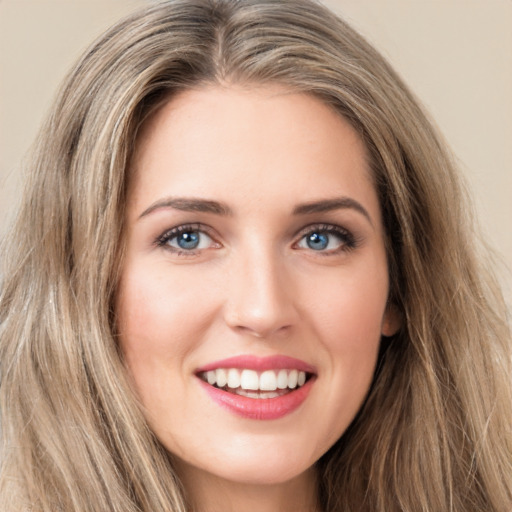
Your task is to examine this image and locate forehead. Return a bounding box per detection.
[129,85,379,223]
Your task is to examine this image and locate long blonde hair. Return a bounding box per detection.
[1,1,510,510]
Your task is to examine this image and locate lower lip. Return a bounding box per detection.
[198,378,314,420]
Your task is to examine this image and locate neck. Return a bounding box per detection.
[175,462,320,512]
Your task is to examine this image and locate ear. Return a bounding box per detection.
[381,303,401,337]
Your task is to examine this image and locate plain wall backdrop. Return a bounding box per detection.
[1,0,511,306]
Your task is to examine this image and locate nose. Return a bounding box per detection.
[223,246,299,339]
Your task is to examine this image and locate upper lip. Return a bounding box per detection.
[195,355,316,374]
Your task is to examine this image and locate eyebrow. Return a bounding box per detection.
[139,197,233,219]
[293,197,373,226]
[138,195,372,225]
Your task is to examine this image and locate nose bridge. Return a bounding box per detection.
[224,237,297,337]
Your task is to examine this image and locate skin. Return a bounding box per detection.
[116,85,399,512]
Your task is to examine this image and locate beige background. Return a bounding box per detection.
[1,0,511,305]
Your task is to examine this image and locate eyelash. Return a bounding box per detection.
[155,223,217,256]
[155,222,358,256]
[294,223,358,254]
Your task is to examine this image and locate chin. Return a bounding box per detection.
[171,433,318,487]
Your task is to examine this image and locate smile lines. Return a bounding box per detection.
[198,368,309,397]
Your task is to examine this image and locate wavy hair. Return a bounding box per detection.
[1,1,511,510]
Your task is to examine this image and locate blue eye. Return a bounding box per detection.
[305,232,329,251]
[157,225,216,253]
[296,225,355,253]
[174,231,201,250]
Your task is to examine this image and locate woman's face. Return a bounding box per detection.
[116,85,398,489]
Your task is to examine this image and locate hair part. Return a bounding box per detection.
[1,1,511,510]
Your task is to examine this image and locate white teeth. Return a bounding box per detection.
[240,369,259,390]
[288,369,298,389]
[227,368,241,388]
[236,389,281,399]
[216,368,227,387]
[259,370,277,391]
[202,368,310,392]
[277,369,288,389]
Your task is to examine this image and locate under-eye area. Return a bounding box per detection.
[197,368,314,399]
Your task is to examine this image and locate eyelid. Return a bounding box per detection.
[294,222,350,237]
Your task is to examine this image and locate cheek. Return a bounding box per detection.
[322,285,383,386]
[114,263,201,423]
[305,261,388,433]
[311,263,389,349]
[115,262,206,391]
[116,261,209,351]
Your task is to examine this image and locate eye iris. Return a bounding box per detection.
[307,232,329,250]
[177,231,200,250]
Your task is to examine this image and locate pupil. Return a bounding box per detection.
[177,231,200,249]
[307,232,328,250]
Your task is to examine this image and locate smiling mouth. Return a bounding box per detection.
[197,368,313,399]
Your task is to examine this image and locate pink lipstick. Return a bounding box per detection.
[196,355,316,420]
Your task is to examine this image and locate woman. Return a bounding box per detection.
[0,0,510,511]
